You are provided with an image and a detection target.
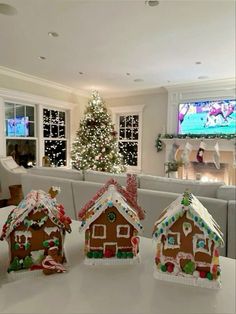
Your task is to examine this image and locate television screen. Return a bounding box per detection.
[7,117,29,137]
[178,99,236,134]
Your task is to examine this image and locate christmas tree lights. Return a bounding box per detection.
[71,91,126,173]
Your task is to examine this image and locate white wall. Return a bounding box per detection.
[106,91,168,176]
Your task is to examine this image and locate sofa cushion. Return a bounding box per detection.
[227,201,236,259]
[29,167,83,181]
[217,185,236,201]
[84,170,129,186]
[139,174,224,198]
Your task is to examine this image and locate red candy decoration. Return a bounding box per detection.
[49,241,54,247]
[214,249,219,257]
[212,265,217,273]
[199,271,206,278]
[104,249,113,258]
[166,262,174,273]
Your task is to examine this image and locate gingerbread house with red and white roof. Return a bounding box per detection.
[78,174,145,264]
[1,188,72,273]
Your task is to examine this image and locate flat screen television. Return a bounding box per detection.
[178,99,236,134]
[7,117,29,137]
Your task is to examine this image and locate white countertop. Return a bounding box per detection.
[0,206,235,314]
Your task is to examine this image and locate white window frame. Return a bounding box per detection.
[110,105,145,173]
[164,231,181,250]
[92,224,106,239]
[193,234,211,255]
[117,224,130,238]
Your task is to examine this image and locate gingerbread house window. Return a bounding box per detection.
[193,234,211,255]
[117,225,130,238]
[92,224,106,239]
[164,232,181,249]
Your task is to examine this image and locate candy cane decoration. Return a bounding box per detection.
[131,236,140,256]
[42,255,66,273]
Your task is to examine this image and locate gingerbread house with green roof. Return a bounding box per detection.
[153,191,224,288]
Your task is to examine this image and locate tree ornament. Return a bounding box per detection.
[213,142,220,169]
[196,141,206,163]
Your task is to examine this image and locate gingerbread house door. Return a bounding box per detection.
[104,242,117,258]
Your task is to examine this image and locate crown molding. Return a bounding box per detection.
[0,66,89,98]
[0,87,78,109]
[104,86,166,99]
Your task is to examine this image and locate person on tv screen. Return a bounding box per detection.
[225,103,235,120]
[204,102,228,127]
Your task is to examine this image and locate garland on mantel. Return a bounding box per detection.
[155,133,236,152]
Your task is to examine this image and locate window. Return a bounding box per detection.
[117,225,130,238]
[43,108,67,166]
[92,224,106,239]
[5,102,37,167]
[164,232,181,249]
[193,234,211,255]
[110,105,144,171]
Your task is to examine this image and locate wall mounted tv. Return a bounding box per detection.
[7,117,29,137]
[178,99,236,135]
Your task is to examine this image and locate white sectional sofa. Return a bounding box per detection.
[15,168,236,258]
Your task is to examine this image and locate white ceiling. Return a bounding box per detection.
[0,0,235,97]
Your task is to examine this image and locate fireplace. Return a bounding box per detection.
[181,162,229,184]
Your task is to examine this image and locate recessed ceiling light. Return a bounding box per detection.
[38,56,46,60]
[198,75,208,80]
[0,3,17,15]
[195,61,202,65]
[79,72,84,75]
[134,78,144,82]
[145,1,159,7]
[126,73,131,76]
[48,32,59,37]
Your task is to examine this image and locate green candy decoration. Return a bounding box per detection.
[183,261,195,274]
[93,251,100,258]
[161,264,167,272]
[122,252,127,259]
[8,257,21,272]
[43,240,49,248]
[54,239,59,246]
[206,272,213,280]
[117,251,122,258]
[127,252,134,258]
[13,243,20,250]
[24,242,30,250]
[87,251,93,258]
[23,256,33,269]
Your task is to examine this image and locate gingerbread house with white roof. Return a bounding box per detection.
[78,174,145,264]
[153,191,224,288]
[1,188,72,273]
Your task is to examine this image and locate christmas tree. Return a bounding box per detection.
[71,91,126,173]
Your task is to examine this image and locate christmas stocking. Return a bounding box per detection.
[168,142,180,162]
[196,141,206,163]
[213,142,220,169]
[181,142,193,166]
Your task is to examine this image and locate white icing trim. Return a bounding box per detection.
[44,226,59,236]
[193,234,212,256]
[182,222,192,237]
[153,269,221,289]
[164,231,181,250]
[84,255,141,266]
[103,242,117,254]
[89,246,104,250]
[92,224,106,239]
[117,225,130,238]
[14,231,32,244]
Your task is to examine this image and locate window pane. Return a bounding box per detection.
[44,140,66,167]
[132,115,139,127]
[119,142,138,166]
[43,124,50,137]
[126,128,132,140]
[28,122,35,137]
[51,125,58,138]
[15,104,25,118]
[59,125,65,138]
[59,111,65,125]
[132,128,139,140]
[26,106,35,121]
[126,115,132,127]
[119,116,126,128]
[43,109,50,124]
[6,139,36,168]
[51,110,59,124]
[5,103,14,119]
[119,128,125,139]
[6,119,15,136]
